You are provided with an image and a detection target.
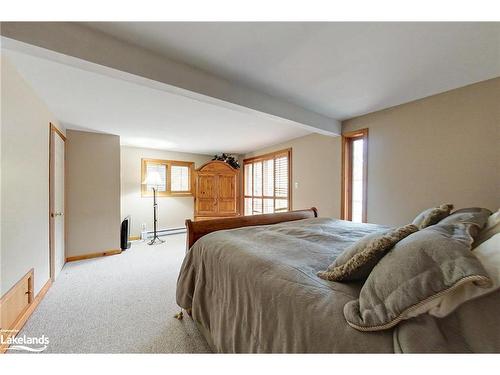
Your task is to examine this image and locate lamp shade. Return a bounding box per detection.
[142,170,163,187]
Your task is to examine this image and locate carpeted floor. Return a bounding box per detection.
[16,234,211,353]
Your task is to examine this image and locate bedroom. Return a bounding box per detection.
[1,1,499,372]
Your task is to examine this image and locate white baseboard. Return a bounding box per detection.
[146,227,186,238]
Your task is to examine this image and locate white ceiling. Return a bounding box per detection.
[4,49,311,154]
[83,22,500,120]
[4,22,499,155]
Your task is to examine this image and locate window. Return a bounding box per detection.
[243,149,291,215]
[144,162,167,192]
[141,158,194,197]
[341,129,368,223]
[170,165,190,192]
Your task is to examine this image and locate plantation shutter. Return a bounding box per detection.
[274,154,289,212]
[146,162,167,192]
[171,165,190,192]
[243,149,290,215]
[263,159,274,213]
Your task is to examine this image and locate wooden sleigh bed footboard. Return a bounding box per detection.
[185,207,318,249]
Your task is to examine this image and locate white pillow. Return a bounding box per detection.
[475,209,500,247]
[428,233,500,317]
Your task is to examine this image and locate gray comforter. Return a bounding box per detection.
[177,217,394,352]
[176,217,500,353]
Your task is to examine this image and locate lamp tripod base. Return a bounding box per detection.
[148,235,165,245]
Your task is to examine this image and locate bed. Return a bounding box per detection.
[176,208,500,353]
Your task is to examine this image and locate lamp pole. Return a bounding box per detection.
[148,186,165,245]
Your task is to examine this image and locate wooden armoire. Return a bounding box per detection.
[194,161,240,221]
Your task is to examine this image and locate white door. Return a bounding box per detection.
[54,135,65,278]
[50,124,65,280]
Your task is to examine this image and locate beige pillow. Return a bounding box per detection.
[475,209,500,247]
[439,207,492,230]
[427,233,500,317]
[317,224,418,282]
[344,223,492,332]
[412,203,453,229]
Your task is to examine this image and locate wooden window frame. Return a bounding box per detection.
[141,158,194,197]
[242,148,292,215]
[341,128,368,222]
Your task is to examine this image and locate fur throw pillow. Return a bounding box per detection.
[317,224,418,282]
[412,204,453,229]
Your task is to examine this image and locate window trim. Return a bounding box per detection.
[341,128,368,222]
[141,158,194,197]
[242,148,292,215]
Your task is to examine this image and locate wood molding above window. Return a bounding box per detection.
[141,158,194,197]
[243,148,292,215]
[341,128,368,223]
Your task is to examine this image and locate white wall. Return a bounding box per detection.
[1,56,63,295]
[65,130,121,257]
[243,133,342,219]
[120,146,212,237]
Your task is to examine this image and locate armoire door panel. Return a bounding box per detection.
[218,198,237,214]
[218,175,235,198]
[196,198,218,215]
[196,174,217,198]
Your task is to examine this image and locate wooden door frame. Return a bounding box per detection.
[49,123,66,281]
[341,128,368,222]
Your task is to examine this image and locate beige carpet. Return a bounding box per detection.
[16,234,211,353]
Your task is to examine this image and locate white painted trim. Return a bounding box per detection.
[146,227,187,238]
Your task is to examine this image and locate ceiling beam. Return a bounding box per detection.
[0,22,341,135]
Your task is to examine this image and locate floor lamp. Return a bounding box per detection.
[142,170,165,245]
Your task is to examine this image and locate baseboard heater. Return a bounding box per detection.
[145,227,186,238]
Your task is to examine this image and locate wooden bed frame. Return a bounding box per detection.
[185,207,318,249]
